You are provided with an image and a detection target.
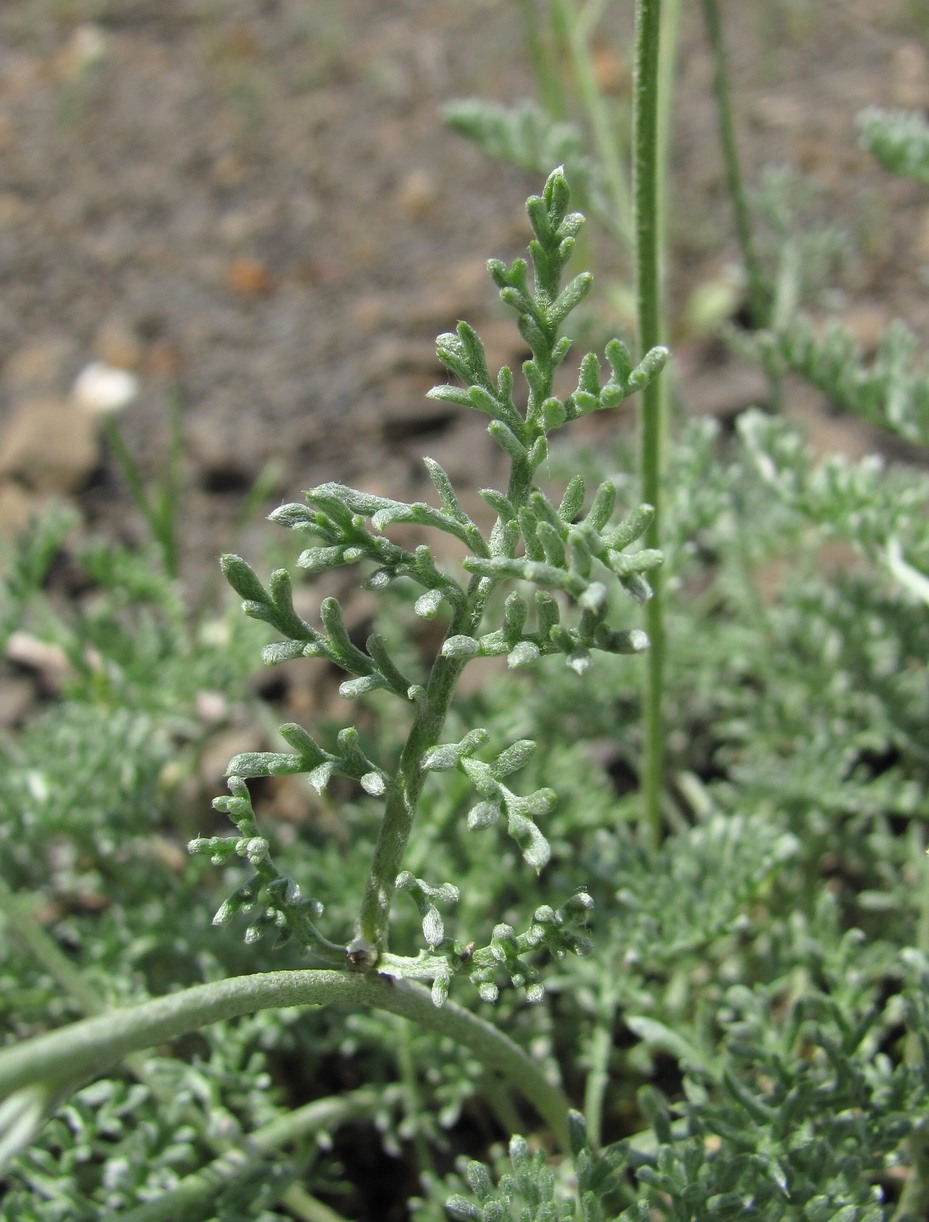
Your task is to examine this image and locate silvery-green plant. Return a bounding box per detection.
[9,8,929,1216]
[0,168,666,1199]
[195,164,666,999]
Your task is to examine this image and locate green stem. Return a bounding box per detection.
[481,1070,526,1143]
[552,0,633,249]
[0,970,573,1155]
[699,0,768,330]
[892,830,929,1221]
[160,386,184,578]
[394,1018,437,1182]
[104,415,155,534]
[0,877,356,1221]
[633,0,665,851]
[518,0,568,120]
[0,874,103,1018]
[582,974,621,1149]
[103,402,182,581]
[656,0,682,287]
[279,1187,352,1222]
[120,1088,384,1222]
[0,872,166,1101]
[356,650,467,955]
[354,262,559,953]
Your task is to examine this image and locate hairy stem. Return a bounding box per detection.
[0,970,572,1156]
[700,0,784,416]
[633,0,666,850]
[551,0,633,249]
[357,394,542,951]
[0,875,345,1222]
[583,974,622,1150]
[518,0,568,120]
[356,587,489,953]
[656,0,682,293]
[0,874,103,1018]
[278,1188,351,1222]
[356,659,462,953]
[120,1088,383,1222]
[700,0,767,328]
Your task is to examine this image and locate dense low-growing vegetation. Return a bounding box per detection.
[2,3,929,1219]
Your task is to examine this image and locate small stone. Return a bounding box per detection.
[890,43,928,110]
[6,631,73,687]
[591,43,628,95]
[146,834,188,873]
[212,152,248,188]
[395,168,439,219]
[196,690,229,724]
[0,671,35,728]
[0,396,100,493]
[198,728,265,795]
[3,337,78,396]
[144,338,183,378]
[785,383,875,462]
[914,207,929,263]
[53,23,107,82]
[0,192,26,227]
[0,481,45,540]
[93,318,144,371]
[351,292,390,333]
[227,257,275,297]
[72,361,140,415]
[840,304,893,354]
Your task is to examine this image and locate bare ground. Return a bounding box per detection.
[1,0,927,586]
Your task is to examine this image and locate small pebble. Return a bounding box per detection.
[72,361,139,415]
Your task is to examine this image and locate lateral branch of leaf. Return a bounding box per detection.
[203,171,667,987]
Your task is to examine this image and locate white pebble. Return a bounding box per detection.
[72,361,139,414]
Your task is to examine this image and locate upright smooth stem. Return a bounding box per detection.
[103,389,183,580]
[657,0,682,284]
[583,974,622,1149]
[552,0,633,249]
[634,0,665,850]
[700,0,768,329]
[518,0,568,120]
[0,875,103,1018]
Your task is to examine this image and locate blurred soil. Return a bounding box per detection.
[1,0,928,596]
